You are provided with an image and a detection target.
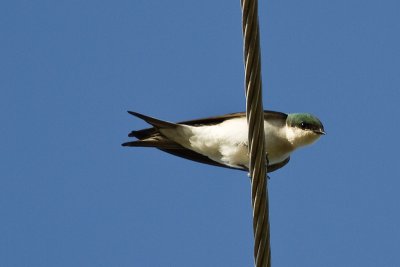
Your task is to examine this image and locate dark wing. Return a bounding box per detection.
[178,110,287,126]
[158,148,246,171]
[128,110,287,139]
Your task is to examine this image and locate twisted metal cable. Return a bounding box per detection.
[241,0,271,266]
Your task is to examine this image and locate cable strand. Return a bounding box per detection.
[241,0,271,266]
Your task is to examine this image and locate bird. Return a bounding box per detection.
[122,111,325,173]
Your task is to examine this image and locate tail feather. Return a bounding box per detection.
[128,130,139,138]
[127,111,176,129]
[123,111,182,149]
[123,110,190,150]
[128,129,155,138]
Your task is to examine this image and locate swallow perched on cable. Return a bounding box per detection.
[122,111,325,172]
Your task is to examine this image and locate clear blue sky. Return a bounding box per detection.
[1,0,399,266]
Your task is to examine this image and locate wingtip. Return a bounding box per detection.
[126,111,150,121]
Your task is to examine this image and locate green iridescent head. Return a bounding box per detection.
[287,113,325,135]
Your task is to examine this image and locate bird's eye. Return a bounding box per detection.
[300,122,306,129]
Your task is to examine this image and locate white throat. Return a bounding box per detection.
[286,126,321,149]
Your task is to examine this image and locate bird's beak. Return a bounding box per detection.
[314,130,326,135]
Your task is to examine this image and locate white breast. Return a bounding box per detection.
[161,118,293,169]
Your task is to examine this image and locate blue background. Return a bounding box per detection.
[2,0,399,266]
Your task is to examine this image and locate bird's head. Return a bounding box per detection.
[286,113,325,148]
